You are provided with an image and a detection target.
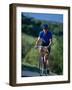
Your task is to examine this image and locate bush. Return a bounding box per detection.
[49,35,63,74]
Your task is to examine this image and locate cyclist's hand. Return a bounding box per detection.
[44,46,47,49]
[34,45,38,49]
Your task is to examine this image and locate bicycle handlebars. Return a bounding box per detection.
[35,45,48,49]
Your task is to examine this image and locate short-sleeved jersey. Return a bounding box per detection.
[39,31,52,45]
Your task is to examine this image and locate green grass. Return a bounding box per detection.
[22,33,39,67]
[22,33,36,45]
[22,33,37,59]
[22,47,40,68]
[49,35,63,74]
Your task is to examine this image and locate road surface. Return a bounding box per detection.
[22,65,56,77]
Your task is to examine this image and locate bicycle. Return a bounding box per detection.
[35,45,49,76]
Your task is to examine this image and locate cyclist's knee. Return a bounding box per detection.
[45,54,48,60]
[39,48,44,56]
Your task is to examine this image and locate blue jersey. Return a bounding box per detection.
[39,31,52,45]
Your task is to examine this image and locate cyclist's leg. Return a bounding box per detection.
[39,47,44,75]
[44,53,49,75]
[46,47,51,74]
[44,46,51,75]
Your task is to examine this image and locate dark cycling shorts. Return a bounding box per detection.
[41,42,51,53]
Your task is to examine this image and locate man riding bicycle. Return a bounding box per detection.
[35,24,52,75]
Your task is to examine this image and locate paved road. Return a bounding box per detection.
[22,65,56,77]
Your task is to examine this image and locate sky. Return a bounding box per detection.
[23,12,63,23]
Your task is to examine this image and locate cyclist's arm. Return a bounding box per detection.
[35,37,41,46]
[48,39,52,47]
[48,32,52,48]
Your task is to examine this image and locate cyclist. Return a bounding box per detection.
[35,24,52,75]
